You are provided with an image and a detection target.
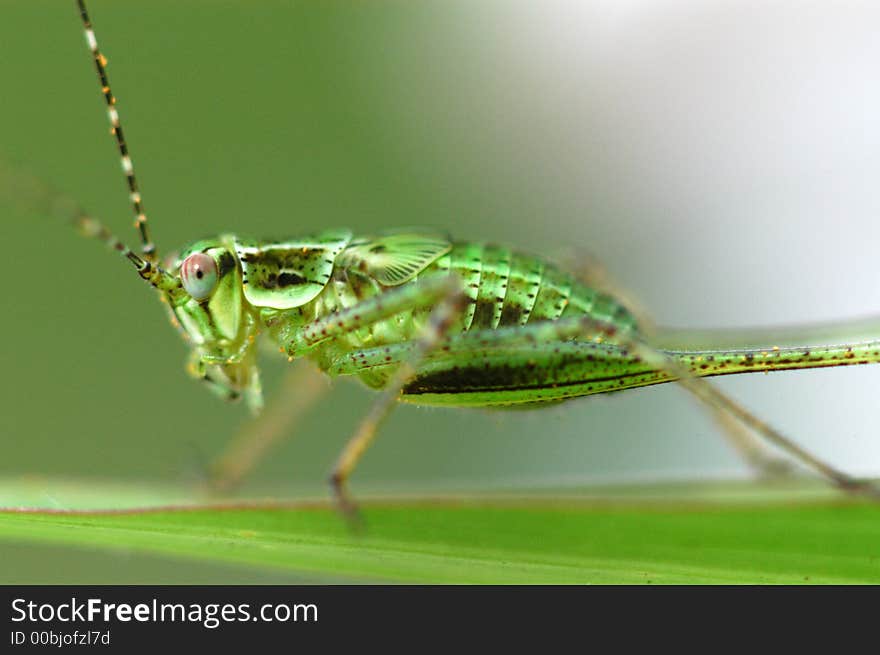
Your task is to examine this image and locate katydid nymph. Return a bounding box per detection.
[55,0,880,523]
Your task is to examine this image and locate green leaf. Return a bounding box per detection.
[2,478,879,583]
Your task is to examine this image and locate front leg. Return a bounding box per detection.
[185,348,262,412]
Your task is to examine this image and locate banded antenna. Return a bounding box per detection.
[76,0,156,261]
[65,0,181,296]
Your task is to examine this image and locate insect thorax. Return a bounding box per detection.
[277,238,639,389]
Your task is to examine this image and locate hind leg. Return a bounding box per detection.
[565,248,795,479]
[329,317,877,499]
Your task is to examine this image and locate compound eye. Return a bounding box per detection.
[180,252,218,300]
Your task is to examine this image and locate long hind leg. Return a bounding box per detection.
[329,318,879,499]
[593,321,878,497]
[565,248,795,479]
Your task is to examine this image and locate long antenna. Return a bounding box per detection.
[76,0,156,261]
[67,197,182,296]
[0,157,183,297]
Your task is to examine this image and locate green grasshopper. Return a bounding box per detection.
[59,0,879,521]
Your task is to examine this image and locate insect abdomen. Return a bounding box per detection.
[425,242,638,335]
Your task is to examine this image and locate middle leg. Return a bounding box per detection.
[326,280,469,525]
[206,359,331,494]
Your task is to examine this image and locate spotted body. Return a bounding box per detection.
[163,230,880,412]
[63,0,880,510]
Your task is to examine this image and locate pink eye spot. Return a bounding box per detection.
[181,252,219,300]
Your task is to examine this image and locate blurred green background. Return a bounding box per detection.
[2,0,880,581]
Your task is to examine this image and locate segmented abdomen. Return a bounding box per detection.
[425,242,638,335]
